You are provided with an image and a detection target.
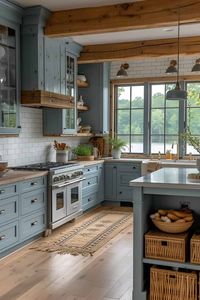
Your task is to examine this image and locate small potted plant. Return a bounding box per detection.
[73,144,94,161]
[108,137,127,159]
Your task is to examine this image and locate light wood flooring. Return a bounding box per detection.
[0,209,133,300]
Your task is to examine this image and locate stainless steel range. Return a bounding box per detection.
[13,162,84,229]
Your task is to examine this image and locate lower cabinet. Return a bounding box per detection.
[104,162,141,202]
[82,163,104,211]
[0,176,47,256]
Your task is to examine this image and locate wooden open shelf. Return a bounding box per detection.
[143,258,200,271]
[77,80,89,88]
[77,104,89,111]
[21,90,74,109]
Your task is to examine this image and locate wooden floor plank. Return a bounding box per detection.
[0,209,133,300]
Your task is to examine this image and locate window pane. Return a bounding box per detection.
[151,84,165,108]
[117,135,129,153]
[187,83,200,107]
[117,86,130,108]
[166,108,179,134]
[151,136,164,153]
[117,110,130,134]
[151,109,164,134]
[131,86,144,108]
[131,135,143,153]
[187,108,200,135]
[131,109,143,134]
[186,143,199,155]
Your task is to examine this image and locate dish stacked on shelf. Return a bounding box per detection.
[150,209,194,233]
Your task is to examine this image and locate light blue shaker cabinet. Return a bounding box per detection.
[21,6,82,135]
[104,162,141,203]
[82,163,104,211]
[78,63,110,135]
[0,175,47,258]
[0,1,22,134]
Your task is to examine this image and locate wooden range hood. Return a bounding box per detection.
[21,90,75,109]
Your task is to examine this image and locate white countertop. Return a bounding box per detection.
[129,167,200,189]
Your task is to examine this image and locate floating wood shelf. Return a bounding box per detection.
[77,80,89,88]
[21,90,74,109]
[77,104,89,111]
[44,133,93,137]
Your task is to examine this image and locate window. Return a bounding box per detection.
[150,83,179,154]
[186,82,200,154]
[115,85,144,153]
[114,80,200,156]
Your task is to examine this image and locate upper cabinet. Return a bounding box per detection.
[21,7,82,135]
[0,2,22,134]
[43,51,77,135]
[78,62,110,135]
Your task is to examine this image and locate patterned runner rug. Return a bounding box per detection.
[31,207,133,256]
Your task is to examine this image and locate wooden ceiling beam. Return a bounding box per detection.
[45,0,200,37]
[78,36,200,63]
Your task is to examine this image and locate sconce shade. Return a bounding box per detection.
[116,63,129,77]
[166,82,187,101]
[166,60,177,73]
[191,58,200,72]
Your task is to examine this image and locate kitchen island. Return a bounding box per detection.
[129,167,200,300]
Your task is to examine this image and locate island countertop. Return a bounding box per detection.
[129,167,200,190]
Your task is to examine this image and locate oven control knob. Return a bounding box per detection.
[66,175,70,180]
[79,171,83,176]
[71,173,76,178]
[53,177,59,182]
[60,175,65,181]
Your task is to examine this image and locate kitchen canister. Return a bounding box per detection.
[56,150,69,163]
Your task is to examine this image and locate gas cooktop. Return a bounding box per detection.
[12,162,79,171]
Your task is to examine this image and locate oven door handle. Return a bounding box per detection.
[52,177,86,189]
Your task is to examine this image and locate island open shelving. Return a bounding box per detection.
[129,167,200,300]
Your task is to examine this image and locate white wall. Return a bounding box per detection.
[0,107,89,166]
[110,55,199,79]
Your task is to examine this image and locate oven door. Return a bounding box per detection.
[66,181,82,216]
[52,186,67,223]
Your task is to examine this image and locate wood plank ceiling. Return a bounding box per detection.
[45,0,200,62]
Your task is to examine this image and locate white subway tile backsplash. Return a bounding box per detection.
[0,106,90,167]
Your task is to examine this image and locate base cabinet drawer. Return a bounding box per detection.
[0,196,18,225]
[0,184,18,200]
[83,175,98,189]
[20,211,46,240]
[21,189,46,216]
[0,221,18,251]
[117,188,132,202]
[83,165,99,176]
[82,192,98,211]
[20,177,46,193]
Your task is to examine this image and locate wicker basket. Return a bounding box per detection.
[152,219,193,233]
[150,267,197,300]
[145,231,188,262]
[191,234,200,264]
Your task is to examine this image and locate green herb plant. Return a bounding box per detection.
[181,127,200,154]
[73,144,93,156]
[108,137,127,150]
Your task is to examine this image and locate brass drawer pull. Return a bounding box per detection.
[0,235,5,240]
[31,199,38,204]
[31,221,38,226]
[0,190,5,194]
[0,209,5,214]
[31,182,37,186]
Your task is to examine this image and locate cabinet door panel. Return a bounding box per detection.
[0,195,18,224]
[20,210,46,240]
[0,221,18,251]
[21,189,46,216]
[104,164,117,201]
[0,21,20,134]
[117,188,133,202]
